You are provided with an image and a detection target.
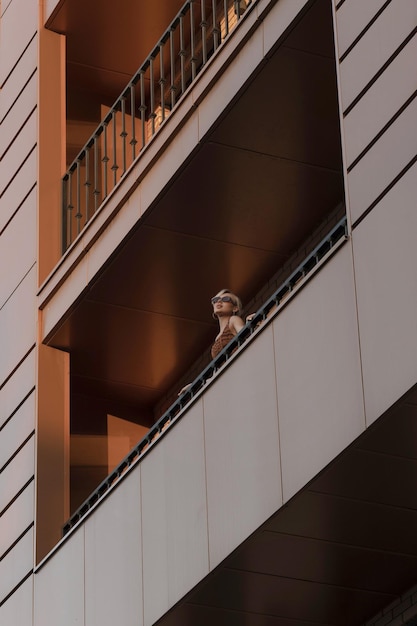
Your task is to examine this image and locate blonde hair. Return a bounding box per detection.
[214,288,243,317]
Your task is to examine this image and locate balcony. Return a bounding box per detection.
[35,229,417,624]
[46,0,253,251]
[62,216,348,534]
[38,0,346,559]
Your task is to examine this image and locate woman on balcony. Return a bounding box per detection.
[178,289,245,396]
[210,288,245,358]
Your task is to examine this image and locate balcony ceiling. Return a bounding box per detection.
[46,0,344,423]
[46,0,186,120]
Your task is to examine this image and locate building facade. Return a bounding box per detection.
[1,0,417,624]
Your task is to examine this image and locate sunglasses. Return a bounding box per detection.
[211,296,235,304]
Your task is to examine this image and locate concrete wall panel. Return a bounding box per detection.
[0,576,33,626]
[339,0,417,111]
[0,37,36,123]
[352,162,417,425]
[335,0,389,58]
[0,0,37,87]
[0,528,33,603]
[343,34,417,166]
[0,187,36,307]
[274,244,365,501]
[0,110,37,194]
[0,71,37,156]
[0,19,38,617]
[204,328,282,570]
[141,401,209,626]
[0,392,35,469]
[1,0,13,16]
[0,481,34,558]
[0,348,35,427]
[347,96,417,224]
[84,470,143,626]
[0,266,36,383]
[0,149,37,232]
[0,437,34,513]
[34,530,85,626]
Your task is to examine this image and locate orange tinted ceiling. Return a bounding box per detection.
[47,0,186,75]
[46,0,186,119]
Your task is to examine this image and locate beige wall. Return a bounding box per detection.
[334,0,417,226]
[333,0,417,426]
[0,0,38,616]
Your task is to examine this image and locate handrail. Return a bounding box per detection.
[62,215,348,535]
[62,0,252,252]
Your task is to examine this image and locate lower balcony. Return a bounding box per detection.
[34,236,417,625]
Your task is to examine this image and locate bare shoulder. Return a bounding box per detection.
[230,315,245,333]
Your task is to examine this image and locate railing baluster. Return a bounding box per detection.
[93,135,100,213]
[201,0,207,65]
[159,42,166,124]
[212,0,219,49]
[111,109,118,187]
[223,0,229,36]
[102,122,109,198]
[190,0,196,81]
[130,83,137,161]
[170,27,176,108]
[85,145,90,221]
[121,96,127,174]
[235,0,248,19]
[149,56,155,137]
[139,70,146,149]
[67,170,74,244]
[179,14,186,95]
[75,159,82,235]
[62,176,69,253]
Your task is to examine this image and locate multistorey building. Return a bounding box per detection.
[1,0,417,624]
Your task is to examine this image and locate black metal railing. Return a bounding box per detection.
[62,215,348,535]
[62,0,252,252]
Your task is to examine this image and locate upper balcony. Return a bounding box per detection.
[41,0,344,254]
[34,219,417,625]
